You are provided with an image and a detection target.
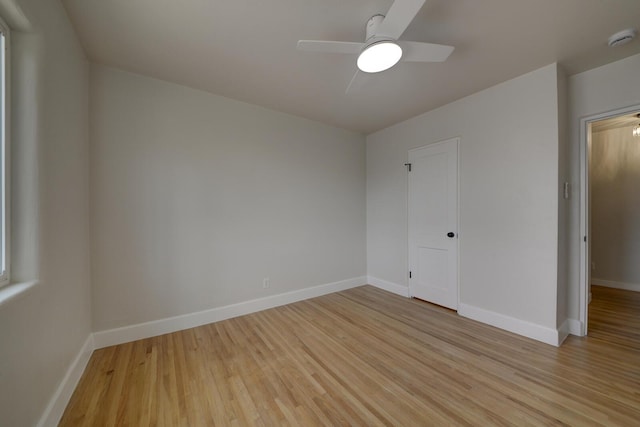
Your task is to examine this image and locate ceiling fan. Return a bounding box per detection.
[297,0,454,93]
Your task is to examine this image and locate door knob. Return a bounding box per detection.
[447,232,455,238]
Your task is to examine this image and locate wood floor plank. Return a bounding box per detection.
[59,285,640,426]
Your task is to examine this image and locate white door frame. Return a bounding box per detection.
[407,137,460,309]
[579,104,640,335]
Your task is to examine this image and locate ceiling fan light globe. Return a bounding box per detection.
[357,41,403,73]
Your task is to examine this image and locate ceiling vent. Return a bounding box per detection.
[608,29,636,47]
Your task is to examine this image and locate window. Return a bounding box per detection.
[0,17,8,287]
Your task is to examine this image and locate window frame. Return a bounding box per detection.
[0,16,9,287]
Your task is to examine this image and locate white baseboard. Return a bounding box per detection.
[458,303,562,346]
[570,319,582,336]
[557,318,583,343]
[367,276,410,297]
[557,321,570,345]
[37,334,94,427]
[93,276,366,349]
[592,278,640,292]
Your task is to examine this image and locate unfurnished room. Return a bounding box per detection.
[1,0,640,425]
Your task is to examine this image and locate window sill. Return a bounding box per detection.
[0,280,39,307]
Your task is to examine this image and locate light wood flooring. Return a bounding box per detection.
[588,285,640,350]
[60,285,640,426]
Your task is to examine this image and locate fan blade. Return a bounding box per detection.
[399,41,454,62]
[376,0,426,39]
[297,40,363,54]
[346,70,372,94]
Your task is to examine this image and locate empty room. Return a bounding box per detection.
[1,0,640,425]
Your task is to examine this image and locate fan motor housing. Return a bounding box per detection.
[366,14,385,40]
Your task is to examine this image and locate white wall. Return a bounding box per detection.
[0,0,91,425]
[591,126,640,286]
[90,64,366,331]
[367,64,561,334]
[567,53,640,320]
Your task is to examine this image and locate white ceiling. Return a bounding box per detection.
[61,0,640,134]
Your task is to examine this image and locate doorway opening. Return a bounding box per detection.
[579,106,640,335]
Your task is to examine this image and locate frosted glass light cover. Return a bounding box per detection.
[357,41,402,73]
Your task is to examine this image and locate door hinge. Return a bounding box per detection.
[409,271,412,279]
[584,235,587,242]
[404,163,412,172]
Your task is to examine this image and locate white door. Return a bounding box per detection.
[408,138,458,310]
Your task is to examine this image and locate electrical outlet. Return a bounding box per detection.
[591,262,596,271]
[263,278,270,289]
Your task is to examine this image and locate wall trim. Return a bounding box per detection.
[592,278,640,292]
[458,303,561,346]
[558,321,570,345]
[37,334,94,427]
[564,318,583,337]
[93,276,366,349]
[367,276,410,297]
[0,280,39,307]
[558,318,584,344]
